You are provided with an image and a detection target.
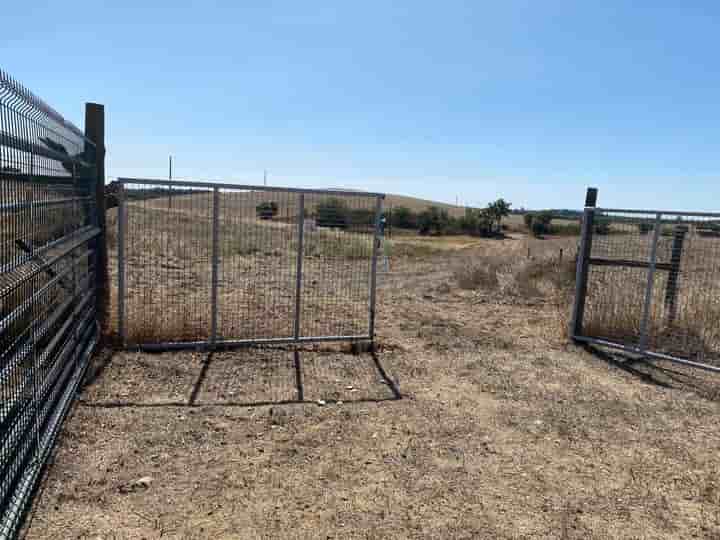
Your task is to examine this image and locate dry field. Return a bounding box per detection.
[18,205,720,539]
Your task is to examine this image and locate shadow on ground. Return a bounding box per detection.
[79,347,401,409]
[585,344,720,402]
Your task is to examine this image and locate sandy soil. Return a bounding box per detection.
[20,235,720,540]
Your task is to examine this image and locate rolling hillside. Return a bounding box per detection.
[384,194,467,217]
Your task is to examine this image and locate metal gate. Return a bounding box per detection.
[116,178,384,350]
[572,190,720,373]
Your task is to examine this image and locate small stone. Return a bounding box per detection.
[317,399,326,406]
[134,476,153,488]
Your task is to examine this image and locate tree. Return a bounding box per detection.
[256,201,279,220]
[486,198,512,232]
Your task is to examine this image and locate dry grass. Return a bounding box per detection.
[24,233,720,540]
[19,195,720,539]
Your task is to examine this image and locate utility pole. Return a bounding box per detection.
[264,169,267,187]
[168,155,173,209]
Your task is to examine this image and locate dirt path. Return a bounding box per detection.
[22,240,720,540]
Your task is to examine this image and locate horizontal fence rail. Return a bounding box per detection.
[114,179,384,350]
[0,69,101,539]
[572,200,720,373]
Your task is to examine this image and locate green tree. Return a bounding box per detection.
[486,198,512,232]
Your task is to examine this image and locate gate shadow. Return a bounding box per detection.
[584,344,720,402]
[80,347,401,409]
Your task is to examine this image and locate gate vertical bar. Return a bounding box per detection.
[117,182,127,347]
[570,188,598,339]
[369,195,383,341]
[210,187,220,347]
[638,213,663,352]
[293,194,305,341]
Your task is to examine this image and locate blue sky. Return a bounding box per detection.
[3,1,720,210]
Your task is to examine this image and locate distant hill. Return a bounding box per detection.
[384,194,467,218]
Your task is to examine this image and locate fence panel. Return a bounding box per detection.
[117,179,383,350]
[215,186,300,342]
[0,70,100,539]
[573,206,720,372]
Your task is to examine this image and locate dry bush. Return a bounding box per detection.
[514,256,576,298]
[454,252,576,298]
[454,256,503,290]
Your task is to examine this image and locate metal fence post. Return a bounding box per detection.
[570,188,598,339]
[117,182,126,347]
[294,194,305,341]
[210,188,220,347]
[665,224,688,325]
[638,213,663,352]
[369,196,383,342]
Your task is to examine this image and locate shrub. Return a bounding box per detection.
[593,220,610,235]
[514,256,576,297]
[316,198,349,228]
[637,222,653,235]
[418,206,451,235]
[458,208,495,237]
[528,211,553,237]
[256,201,278,220]
[388,206,417,229]
[455,258,501,290]
[523,213,534,229]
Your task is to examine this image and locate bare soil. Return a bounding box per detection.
[22,235,720,540]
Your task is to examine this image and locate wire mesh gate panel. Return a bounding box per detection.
[0,70,101,538]
[572,206,720,372]
[116,179,384,349]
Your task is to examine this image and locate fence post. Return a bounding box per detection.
[117,182,126,347]
[570,187,598,339]
[84,103,107,331]
[664,224,688,325]
[638,213,663,352]
[369,196,383,343]
[210,188,220,347]
[294,194,305,341]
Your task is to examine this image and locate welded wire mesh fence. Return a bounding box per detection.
[572,206,720,372]
[0,70,101,539]
[114,179,383,350]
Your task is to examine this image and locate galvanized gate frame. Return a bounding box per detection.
[116,178,385,351]
[571,189,720,374]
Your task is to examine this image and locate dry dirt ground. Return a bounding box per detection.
[21,234,720,540]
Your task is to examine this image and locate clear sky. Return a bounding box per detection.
[3,1,719,210]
